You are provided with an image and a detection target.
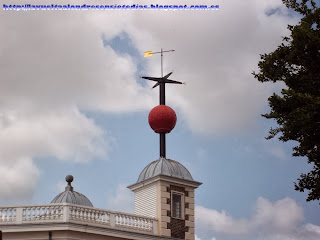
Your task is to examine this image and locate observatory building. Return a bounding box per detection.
[0,159,201,240]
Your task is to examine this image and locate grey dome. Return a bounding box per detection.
[51,175,93,207]
[137,158,194,183]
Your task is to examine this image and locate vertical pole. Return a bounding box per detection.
[161,48,163,77]
[160,48,166,158]
[160,134,166,158]
[160,48,165,105]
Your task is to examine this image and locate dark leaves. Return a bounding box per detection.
[253,1,320,203]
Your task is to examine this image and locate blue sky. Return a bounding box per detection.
[1,0,320,239]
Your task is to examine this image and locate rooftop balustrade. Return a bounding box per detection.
[0,204,158,234]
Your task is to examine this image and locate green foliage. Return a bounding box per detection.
[253,0,320,203]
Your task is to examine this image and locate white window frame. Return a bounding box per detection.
[171,191,185,220]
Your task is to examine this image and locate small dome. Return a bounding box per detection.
[137,158,193,183]
[51,175,93,207]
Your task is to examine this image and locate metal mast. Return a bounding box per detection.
[142,49,184,158]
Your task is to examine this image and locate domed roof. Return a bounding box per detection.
[137,158,194,183]
[51,175,93,207]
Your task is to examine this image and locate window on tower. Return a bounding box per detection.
[171,192,184,219]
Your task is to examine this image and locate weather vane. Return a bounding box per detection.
[141,49,185,158]
[141,49,185,105]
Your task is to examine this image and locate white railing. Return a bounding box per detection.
[115,213,153,230]
[0,204,157,234]
[69,205,110,225]
[23,205,63,221]
[0,207,15,222]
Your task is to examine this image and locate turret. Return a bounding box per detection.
[129,50,202,239]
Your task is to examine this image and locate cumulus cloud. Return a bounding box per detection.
[0,0,301,200]
[0,158,39,201]
[128,0,300,136]
[196,235,217,240]
[0,107,108,201]
[196,197,320,240]
[304,224,320,235]
[195,235,217,240]
[106,184,134,213]
[0,107,106,162]
[1,2,155,201]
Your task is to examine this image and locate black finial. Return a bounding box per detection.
[65,175,74,191]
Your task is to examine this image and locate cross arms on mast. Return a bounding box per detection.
[141,72,185,89]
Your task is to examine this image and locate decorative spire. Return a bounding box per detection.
[141,49,184,158]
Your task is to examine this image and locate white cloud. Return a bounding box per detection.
[106,184,134,213]
[0,0,301,133]
[0,107,107,162]
[1,0,156,201]
[0,107,107,201]
[0,158,39,201]
[196,206,252,235]
[0,0,301,200]
[195,235,217,240]
[128,0,300,136]
[304,224,320,235]
[196,197,320,240]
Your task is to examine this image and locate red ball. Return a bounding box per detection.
[148,105,177,133]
